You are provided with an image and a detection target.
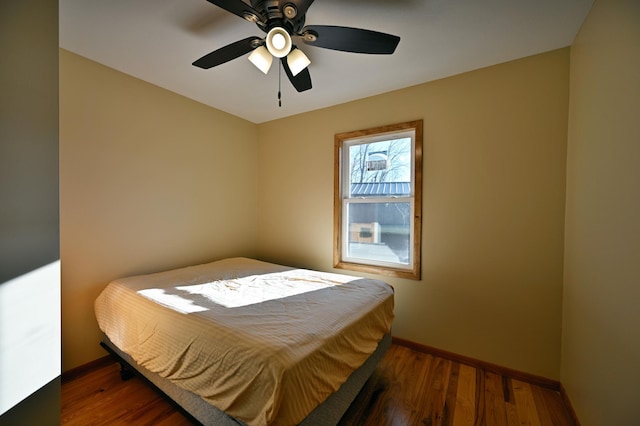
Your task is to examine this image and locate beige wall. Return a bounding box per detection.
[562,1,640,425]
[60,50,259,370]
[257,49,569,379]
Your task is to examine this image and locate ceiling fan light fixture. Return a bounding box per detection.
[248,46,273,74]
[287,48,311,76]
[266,27,292,58]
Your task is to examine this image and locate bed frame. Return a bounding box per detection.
[100,332,391,425]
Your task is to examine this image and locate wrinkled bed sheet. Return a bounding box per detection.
[95,257,394,425]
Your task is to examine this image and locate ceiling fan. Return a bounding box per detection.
[192,0,401,93]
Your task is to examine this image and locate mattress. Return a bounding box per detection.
[94,257,394,426]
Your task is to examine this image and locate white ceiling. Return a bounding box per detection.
[59,0,593,124]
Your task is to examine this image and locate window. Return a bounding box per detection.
[334,120,422,280]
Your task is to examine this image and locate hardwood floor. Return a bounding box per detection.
[338,345,574,426]
[61,344,575,426]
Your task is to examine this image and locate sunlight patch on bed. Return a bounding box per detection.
[138,270,348,310]
[137,288,210,313]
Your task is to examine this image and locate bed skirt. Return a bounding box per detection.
[100,332,391,425]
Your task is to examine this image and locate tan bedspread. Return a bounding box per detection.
[94,257,394,426]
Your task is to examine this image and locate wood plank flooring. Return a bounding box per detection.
[61,344,575,425]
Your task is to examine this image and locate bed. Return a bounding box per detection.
[95,257,394,425]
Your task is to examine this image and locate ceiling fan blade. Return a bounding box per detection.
[282,57,312,92]
[285,0,315,18]
[193,36,262,69]
[204,0,262,23]
[301,25,400,54]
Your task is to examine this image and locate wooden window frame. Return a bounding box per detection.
[334,120,423,280]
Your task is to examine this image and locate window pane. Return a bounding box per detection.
[346,202,411,265]
[348,138,411,192]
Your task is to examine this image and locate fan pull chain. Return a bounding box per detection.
[278,62,282,107]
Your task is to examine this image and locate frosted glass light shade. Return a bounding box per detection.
[248,46,272,74]
[266,27,292,58]
[287,48,311,76]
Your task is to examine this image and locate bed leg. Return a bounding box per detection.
[100,340,136,381]
[119,362,135,381]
